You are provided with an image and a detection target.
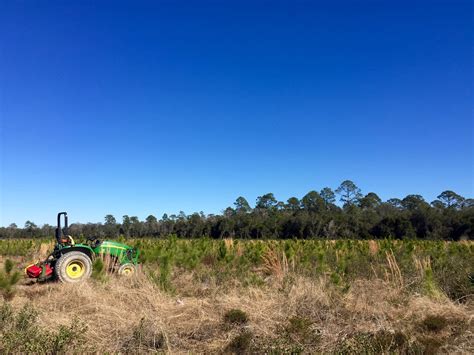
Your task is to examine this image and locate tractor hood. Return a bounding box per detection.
[93,240,139,263]
[98,240,134,250]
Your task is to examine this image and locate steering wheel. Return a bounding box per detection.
[87,236,101,247]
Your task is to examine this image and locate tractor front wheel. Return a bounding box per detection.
[118,263,137,276]
[55,251,92,283]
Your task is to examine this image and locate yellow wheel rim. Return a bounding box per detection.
[122,266,134,275]
[66,260,85,279]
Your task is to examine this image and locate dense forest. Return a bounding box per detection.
[2,181,473,240]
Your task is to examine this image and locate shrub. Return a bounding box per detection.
[431,253,474,301]
[286,316,313,336]
[145,262,175,293]
[0,303,87,353]
[0,259,21,301]
[92,257,107,282]
[283,316,320,348]
[420,315,448,332]
[224,309,249,326]
[0,303,14,335]
[335,330,409,353]
[122,318,166,352]
[226,331,253,353]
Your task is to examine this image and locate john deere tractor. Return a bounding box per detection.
[26,212,139,283]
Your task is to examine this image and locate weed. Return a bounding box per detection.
[416,335,444,353]
[282,315,321,348]
[243,273,265,287]
[1,238,472,300]
[92,257,107,282]
[122,318,166,352]
[0,304,87,353]
[0,303,13,331]
[420,314,448,332]
[0,259,21,301]
[335,330,409,353]
[47,317,88,353]
[225,331,253,354]
[261,247,289,281]
[415,257,445,299]
[224,309,249,326]
[286,316,313,336]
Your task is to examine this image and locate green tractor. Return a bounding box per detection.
[26,212,139,283]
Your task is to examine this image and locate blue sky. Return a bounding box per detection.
[1,0,472,226]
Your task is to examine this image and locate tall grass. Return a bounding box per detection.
[1,237,473,300]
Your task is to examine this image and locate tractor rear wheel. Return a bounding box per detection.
[55,251,92,283]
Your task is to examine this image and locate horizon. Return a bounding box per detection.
[1,1,473,226]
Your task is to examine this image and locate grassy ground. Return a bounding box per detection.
[0,238,473,353]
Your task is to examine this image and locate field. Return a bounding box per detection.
[0,238,473,353]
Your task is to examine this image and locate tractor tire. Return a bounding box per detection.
[55,251,92,283]
[118,263,137,277]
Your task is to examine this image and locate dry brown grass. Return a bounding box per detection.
[4,272,472,354]
[260,248,290,281]
[368,240,379,256]
[385,250,403,289]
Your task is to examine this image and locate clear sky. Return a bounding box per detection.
[1,0,472,226]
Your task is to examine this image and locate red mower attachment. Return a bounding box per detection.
[25,263,53,279]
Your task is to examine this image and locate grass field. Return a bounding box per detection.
[0,238,473,353]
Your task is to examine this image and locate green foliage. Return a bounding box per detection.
[0,259,21,301]
[421,267,443,298]
[0,303,87,353]
[145,256,174,293]
[0,239,46,256]
[431,244,474,301]
[91,257,107,282]
[157,254,173,292]
[285,316,319,346]
[336,180,362,207]
[1,183,472,240]
[420,315,448,332]
[108,238,474,302]
[0,238,472,302]
[226,331,253,354]
[4,260,14,274]
[224,309,249,326]
[286,316,312,335]
[335,330,409,353]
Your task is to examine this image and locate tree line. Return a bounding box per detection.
[1,180,473,240]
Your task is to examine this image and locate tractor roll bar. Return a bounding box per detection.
[55,212,69,244]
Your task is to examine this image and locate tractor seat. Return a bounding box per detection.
[60,235,75,245]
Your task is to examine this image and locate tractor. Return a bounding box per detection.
[26,212,139,283]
